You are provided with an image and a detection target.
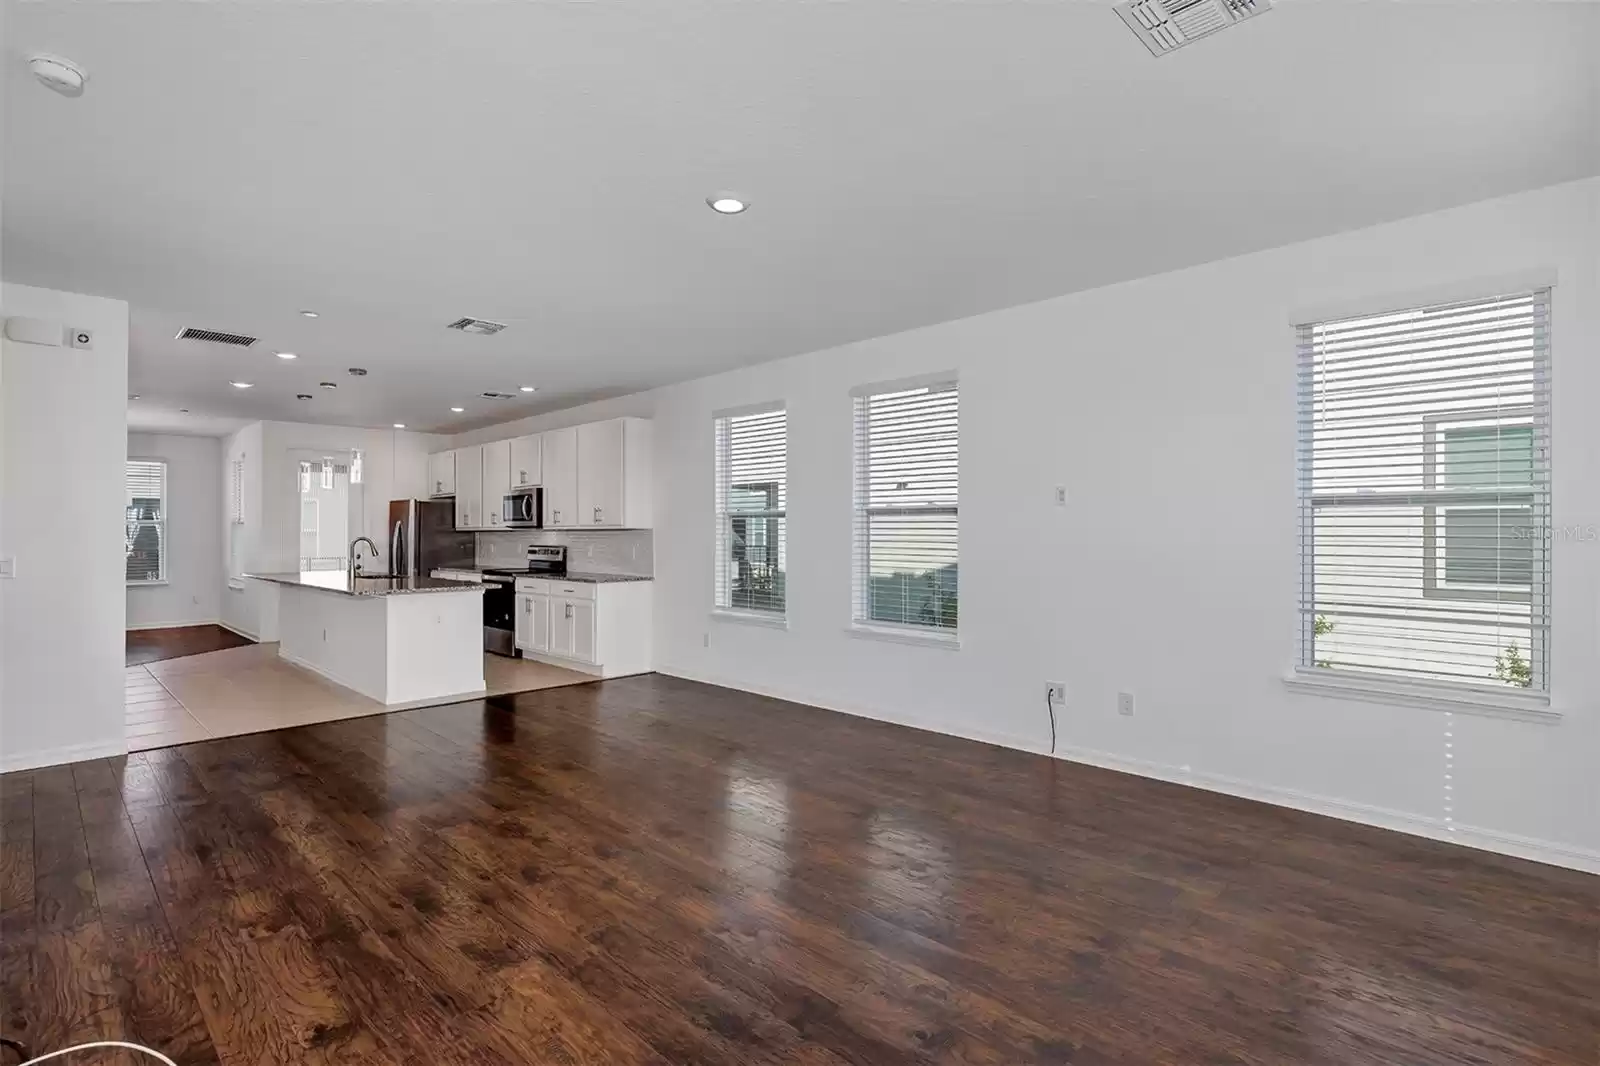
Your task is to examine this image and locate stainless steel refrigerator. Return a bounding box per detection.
[388,499,475,578]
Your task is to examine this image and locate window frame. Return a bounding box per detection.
[1293,286,1552,706]
[713,402,788,621]
[125,456,169,587]
[1419,407,1536,604]
[850,375,960,643]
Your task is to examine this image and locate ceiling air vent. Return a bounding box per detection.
[447,317,507,336]
[175,327,258,347]
[481,391,516,400]
[1115,0,1270,55]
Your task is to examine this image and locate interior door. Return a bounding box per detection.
[542,428,578,527]
[577,419,624,526]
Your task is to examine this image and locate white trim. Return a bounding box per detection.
[126,580,171,588]
[848,370,958,398]
[217,620,260,642]
[845,622,960,649]
[711,608,788,630]
[711,399,786,421]
[1053,742,1600,875]
[1,737,127,774]
[1282,668,1559,723]
[1287,268,1560,326]
[126,618,222,632]
[654,663,1598,875]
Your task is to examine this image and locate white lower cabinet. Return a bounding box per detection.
[513,578,651,677]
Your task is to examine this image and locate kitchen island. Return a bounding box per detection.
[247,572,486,706]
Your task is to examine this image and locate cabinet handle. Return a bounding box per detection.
[519,470,527,483]
[593,507,602,523]
[565,604,573,619]
[553,510,561,523]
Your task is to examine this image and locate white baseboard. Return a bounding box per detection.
[217,620,260,642]
[657,663,1600,876]
[126,618,221,632]
[1,737,128,774]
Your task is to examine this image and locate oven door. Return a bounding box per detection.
[502,490,542,528]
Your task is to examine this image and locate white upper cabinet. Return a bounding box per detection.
[576,417,652,528]
[427,451,455,497]
[481,439,511,528]
[453,445,483,530]
[541,426,579,528]
[510,435,542,488]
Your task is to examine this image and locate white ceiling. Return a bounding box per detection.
[5,2,1596,436]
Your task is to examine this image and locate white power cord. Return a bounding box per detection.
[16,1042,177,1066]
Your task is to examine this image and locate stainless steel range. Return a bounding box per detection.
[479,546,567,656]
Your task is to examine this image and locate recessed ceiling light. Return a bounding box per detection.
[519,386,536,393]
[276,351,298,360]
[296,393,313,400]
[179,408,189,414]
[348,367,368,377]
[707,195,748,214]
[450,407,464,413]
[319,381,338,389]
[300,310,319,318]
[230,381,253,389]
[128,394,140,401]
[393,423,406,429]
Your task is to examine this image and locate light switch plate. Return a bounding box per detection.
[0,557,14,578]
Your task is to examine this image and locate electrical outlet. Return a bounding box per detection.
[1046,681,1066,705]
[1054,486,1068,506]
[1117,691,1135,716]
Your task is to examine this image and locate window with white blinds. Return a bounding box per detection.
[125,459,167,585]
[853,378,958,633]
[714,405,787,615]
[1298,289,1550,691]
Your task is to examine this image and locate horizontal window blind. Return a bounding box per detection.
[714,406,787,614]
[1297,289,1550,690]
[853,380,958,632]
[125,459,167,584]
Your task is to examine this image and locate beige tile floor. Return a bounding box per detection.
[126,644,593,752]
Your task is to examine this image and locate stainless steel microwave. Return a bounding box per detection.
[502,489,543,529]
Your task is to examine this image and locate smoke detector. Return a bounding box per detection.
[1115,0,1271,55]
[447,317,507,336]
[29,54,87,97]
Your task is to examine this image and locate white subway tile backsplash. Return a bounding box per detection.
[476,529,653,576]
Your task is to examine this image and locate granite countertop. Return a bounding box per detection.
[247,572,488,597]
[518,571,654,584]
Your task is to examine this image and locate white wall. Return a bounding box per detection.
[453,177,1600,872]
[1,284,130,771]
[126,432,224,629]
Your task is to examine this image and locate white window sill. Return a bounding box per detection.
[710,609,788,630]
[846,623,960,650]
[1281,668,1559,723]
[127,580,169,588]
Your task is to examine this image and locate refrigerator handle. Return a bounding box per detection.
[392,519,405,577]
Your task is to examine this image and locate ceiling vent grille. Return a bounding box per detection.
[175,327,258,347]
[1115,0,1270,55]
[481,391,516,400]
[447,317,507,336]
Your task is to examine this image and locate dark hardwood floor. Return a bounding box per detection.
[1,675,1594,1065]
[126,625,254,667]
